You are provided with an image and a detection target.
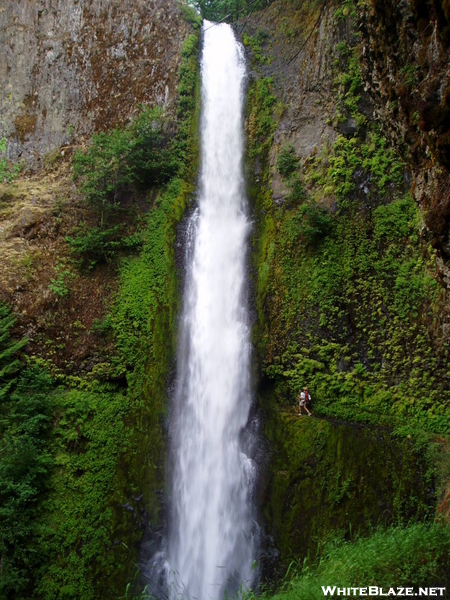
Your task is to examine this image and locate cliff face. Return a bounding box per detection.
[0,2,201,597]
[1,0,449,594]
[0,0,191,364]
[242,0,450,571]
[359,0,450,276]
[0,0,189,168]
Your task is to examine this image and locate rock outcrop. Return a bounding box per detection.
[242,0,450,572]
[0,0,189,168]
[359,0,450,262]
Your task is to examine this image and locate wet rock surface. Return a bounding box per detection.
[240,1,339,203]
[263,410,434,566]
[359,0,450,261]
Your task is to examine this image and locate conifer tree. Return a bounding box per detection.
[0,303,27,402]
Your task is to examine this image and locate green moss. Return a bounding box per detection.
[245,0,450,576]
[21,28,202,600]
[258,190,449,435]
[264,411,434,562]
[246,77,278,165]
[110,175,195,531]
[35,386,132,600]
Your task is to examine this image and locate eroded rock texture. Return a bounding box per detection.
[0,0,189,168]
[360,0,450,260]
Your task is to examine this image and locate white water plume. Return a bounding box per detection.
[166,20,256,600]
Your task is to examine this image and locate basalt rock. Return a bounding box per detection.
[0,0,189,170]
[359,0,450,261]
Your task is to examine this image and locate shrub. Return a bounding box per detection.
[48,262,75,297]
[277,144,299,178]
[0,303,28,401]
[325,133,404,198]
[192,0,272,21]
[287,178,306,203]
[0,367,53,598]
[373,195,418,242]
[73,107,179,225]
[298,201,334,244]
[66,225,142,269]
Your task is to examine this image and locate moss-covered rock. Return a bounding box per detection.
[263,406,434,563]
[243,0,450,574]
[0,21,202,600]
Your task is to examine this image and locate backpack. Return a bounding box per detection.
[305,390,312,408]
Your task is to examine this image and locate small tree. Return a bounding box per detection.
[277,144,299,178]
[298,201,334,245]
[73,107,178,227]
[188,0,271,21]
[0,303,28,402]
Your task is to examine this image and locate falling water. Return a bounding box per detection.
[166,20,256,600]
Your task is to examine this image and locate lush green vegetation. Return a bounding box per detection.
[248,5,450,439]
[0,306,51,598]
[263,412,435,562]
[0,138,20,183]
[247,77,278,165]
[311,131,404,200]
[66,225,143,269]
[35,385,133,600]
[73,107,179,224]
[2,0,449,597]
[276,145,299,178]
[247,523,450,600]
[243,30,271,65]
[0,303,27,401]
[70,32,200,272]
[245,0,450,576]
[0,24,200,599]
[189,0,274,21]
[259,190,450,436]
[0,368,53,599]
[35,29,199,598]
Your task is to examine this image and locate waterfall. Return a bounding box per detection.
[166,20,256,600]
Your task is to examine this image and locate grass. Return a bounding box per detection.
[0,25,201,600]
[247,524,450,600]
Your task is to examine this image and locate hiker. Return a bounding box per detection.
[298,386,312,416]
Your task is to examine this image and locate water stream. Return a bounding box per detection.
[165,20,257,600]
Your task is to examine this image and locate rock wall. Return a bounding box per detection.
[263,408,433,567]
[359,0,450,272]
[242,0,450,573]
[0,0,189,168]
[242,0,339,202]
